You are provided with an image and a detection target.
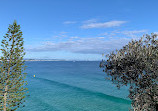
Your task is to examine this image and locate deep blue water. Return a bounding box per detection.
[18,61,131,111]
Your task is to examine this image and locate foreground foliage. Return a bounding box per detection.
[0,21,27,111]
[100,33,158,111]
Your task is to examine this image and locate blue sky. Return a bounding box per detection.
[0,0,158,60]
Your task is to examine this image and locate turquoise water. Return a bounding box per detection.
[18,61,131,111]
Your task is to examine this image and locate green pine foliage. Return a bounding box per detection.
[100,33,158,111]
[0,21,27,111]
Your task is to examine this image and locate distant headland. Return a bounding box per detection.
[24,59,66,61]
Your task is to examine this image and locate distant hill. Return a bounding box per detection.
[24,59,66,61]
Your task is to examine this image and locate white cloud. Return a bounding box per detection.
[70,36,79,39]
[27,37,131,54]
[100,30,148,39]
[120,30,148,38]
[68,36,79,41]
[82,19,97,24]
[63,21,77,24]
[122,30,147,35]
[27,29,148,55]
[101,32,108,36]
[97,37,105,39]
[81,20,127,29]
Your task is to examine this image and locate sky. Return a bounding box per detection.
[0,0,158,60]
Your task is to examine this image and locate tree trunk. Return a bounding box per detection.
[3,36,14,111]
[3,68,10,111]
[3,84,8,111]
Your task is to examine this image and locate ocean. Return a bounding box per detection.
[18,61,131,111]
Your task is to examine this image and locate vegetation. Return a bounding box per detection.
[100,33,158,111]
[0,21,27,111]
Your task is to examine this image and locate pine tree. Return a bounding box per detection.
[0,20,27,111]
